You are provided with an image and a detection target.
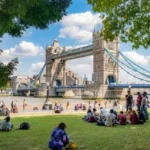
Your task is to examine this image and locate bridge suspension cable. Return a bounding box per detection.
[104,48,150,83]
[119,51,150,74]
[29,63,46,87]
[105,48,150,79]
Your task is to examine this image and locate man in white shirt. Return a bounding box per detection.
[105,109,116,127]
[100,107,108,118]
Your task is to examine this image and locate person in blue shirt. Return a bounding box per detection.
[48,122,70,150]
[0,116,13,131]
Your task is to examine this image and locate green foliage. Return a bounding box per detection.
[0,0,72,37]
[0,60,18,88]
[88,0,150,49]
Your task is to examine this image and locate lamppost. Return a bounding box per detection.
[45,82,53,110]
[46,82,50,100]
[128,85,132,92]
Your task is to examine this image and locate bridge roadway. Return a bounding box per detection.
[17,84,150,93]
[52,45,93,60]
[55,84,150,92]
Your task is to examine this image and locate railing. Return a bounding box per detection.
[56,85,85,92]
[108,84,150,88]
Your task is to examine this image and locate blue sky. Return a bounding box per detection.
[0,0,150,83]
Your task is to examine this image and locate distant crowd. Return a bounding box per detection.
[82,91,149,126]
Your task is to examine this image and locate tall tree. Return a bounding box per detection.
[0,0,72,37]
[88,0,150,49]
[0,58,18,88]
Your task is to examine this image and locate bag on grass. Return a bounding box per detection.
[19,122,30,130]
[69,141,77,149]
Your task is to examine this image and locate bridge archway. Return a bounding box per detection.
[106,75,116,85]
[56,80,62,87]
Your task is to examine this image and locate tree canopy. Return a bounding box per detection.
[88,0,150,49]
[0,58,18,88]
[0,0,72,37]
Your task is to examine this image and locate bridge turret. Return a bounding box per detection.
[92,27,119,85]
[46,39,66,96]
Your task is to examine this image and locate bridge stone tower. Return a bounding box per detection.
[83,29,120,98]
[46,39,66,96]
[93,29,119,85]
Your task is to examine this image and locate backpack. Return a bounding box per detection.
[19,122,30,130]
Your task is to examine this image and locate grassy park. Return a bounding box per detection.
[0,114,150,150]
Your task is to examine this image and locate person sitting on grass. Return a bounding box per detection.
[100,107,108,119]
[126,108,132,123]
[104,109,116,127]
[74,104,79,111]
[118,111,127,125]
[82,109,93,122]
[48,122,72,150]
[0,116,13,131]
[130,110,139,124]
[82,104,87,110]
[97,109,115,127]
[54,105,61,114]
[88,108,98,123]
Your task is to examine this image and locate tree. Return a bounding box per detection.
[88,0,150,49]
[0,0,72,37]
[0,58,18,88]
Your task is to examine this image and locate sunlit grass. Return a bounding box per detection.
[0,115,149,150]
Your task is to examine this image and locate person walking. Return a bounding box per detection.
[66,101,69,110]
[11,101,14,113]
[23,99,27,111]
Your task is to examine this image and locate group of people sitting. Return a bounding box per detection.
[83,105,148,127]
[74,103,87,111]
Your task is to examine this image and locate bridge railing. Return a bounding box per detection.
[109,83,150,88]
[55,85,85,92]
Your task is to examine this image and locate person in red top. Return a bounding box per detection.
[136,92,142,110]
[130,110,138,124]
[118,111,127,125]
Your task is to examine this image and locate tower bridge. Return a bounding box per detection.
[16,28,150,98]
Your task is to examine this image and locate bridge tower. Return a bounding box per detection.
[93,28,120,85]
[46,39,66,96]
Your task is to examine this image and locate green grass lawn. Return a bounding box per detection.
[0,115,150,150]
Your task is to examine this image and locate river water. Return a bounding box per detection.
[0,95,149,112]
[0,96,90,112]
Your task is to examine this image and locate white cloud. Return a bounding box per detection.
[10,41,43,57]
[29,62,45,75]
[66,56,93,80]
[122,51,149,66]
[0,41,44,64]
[59,11,102,43]
[22,31,32,37]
